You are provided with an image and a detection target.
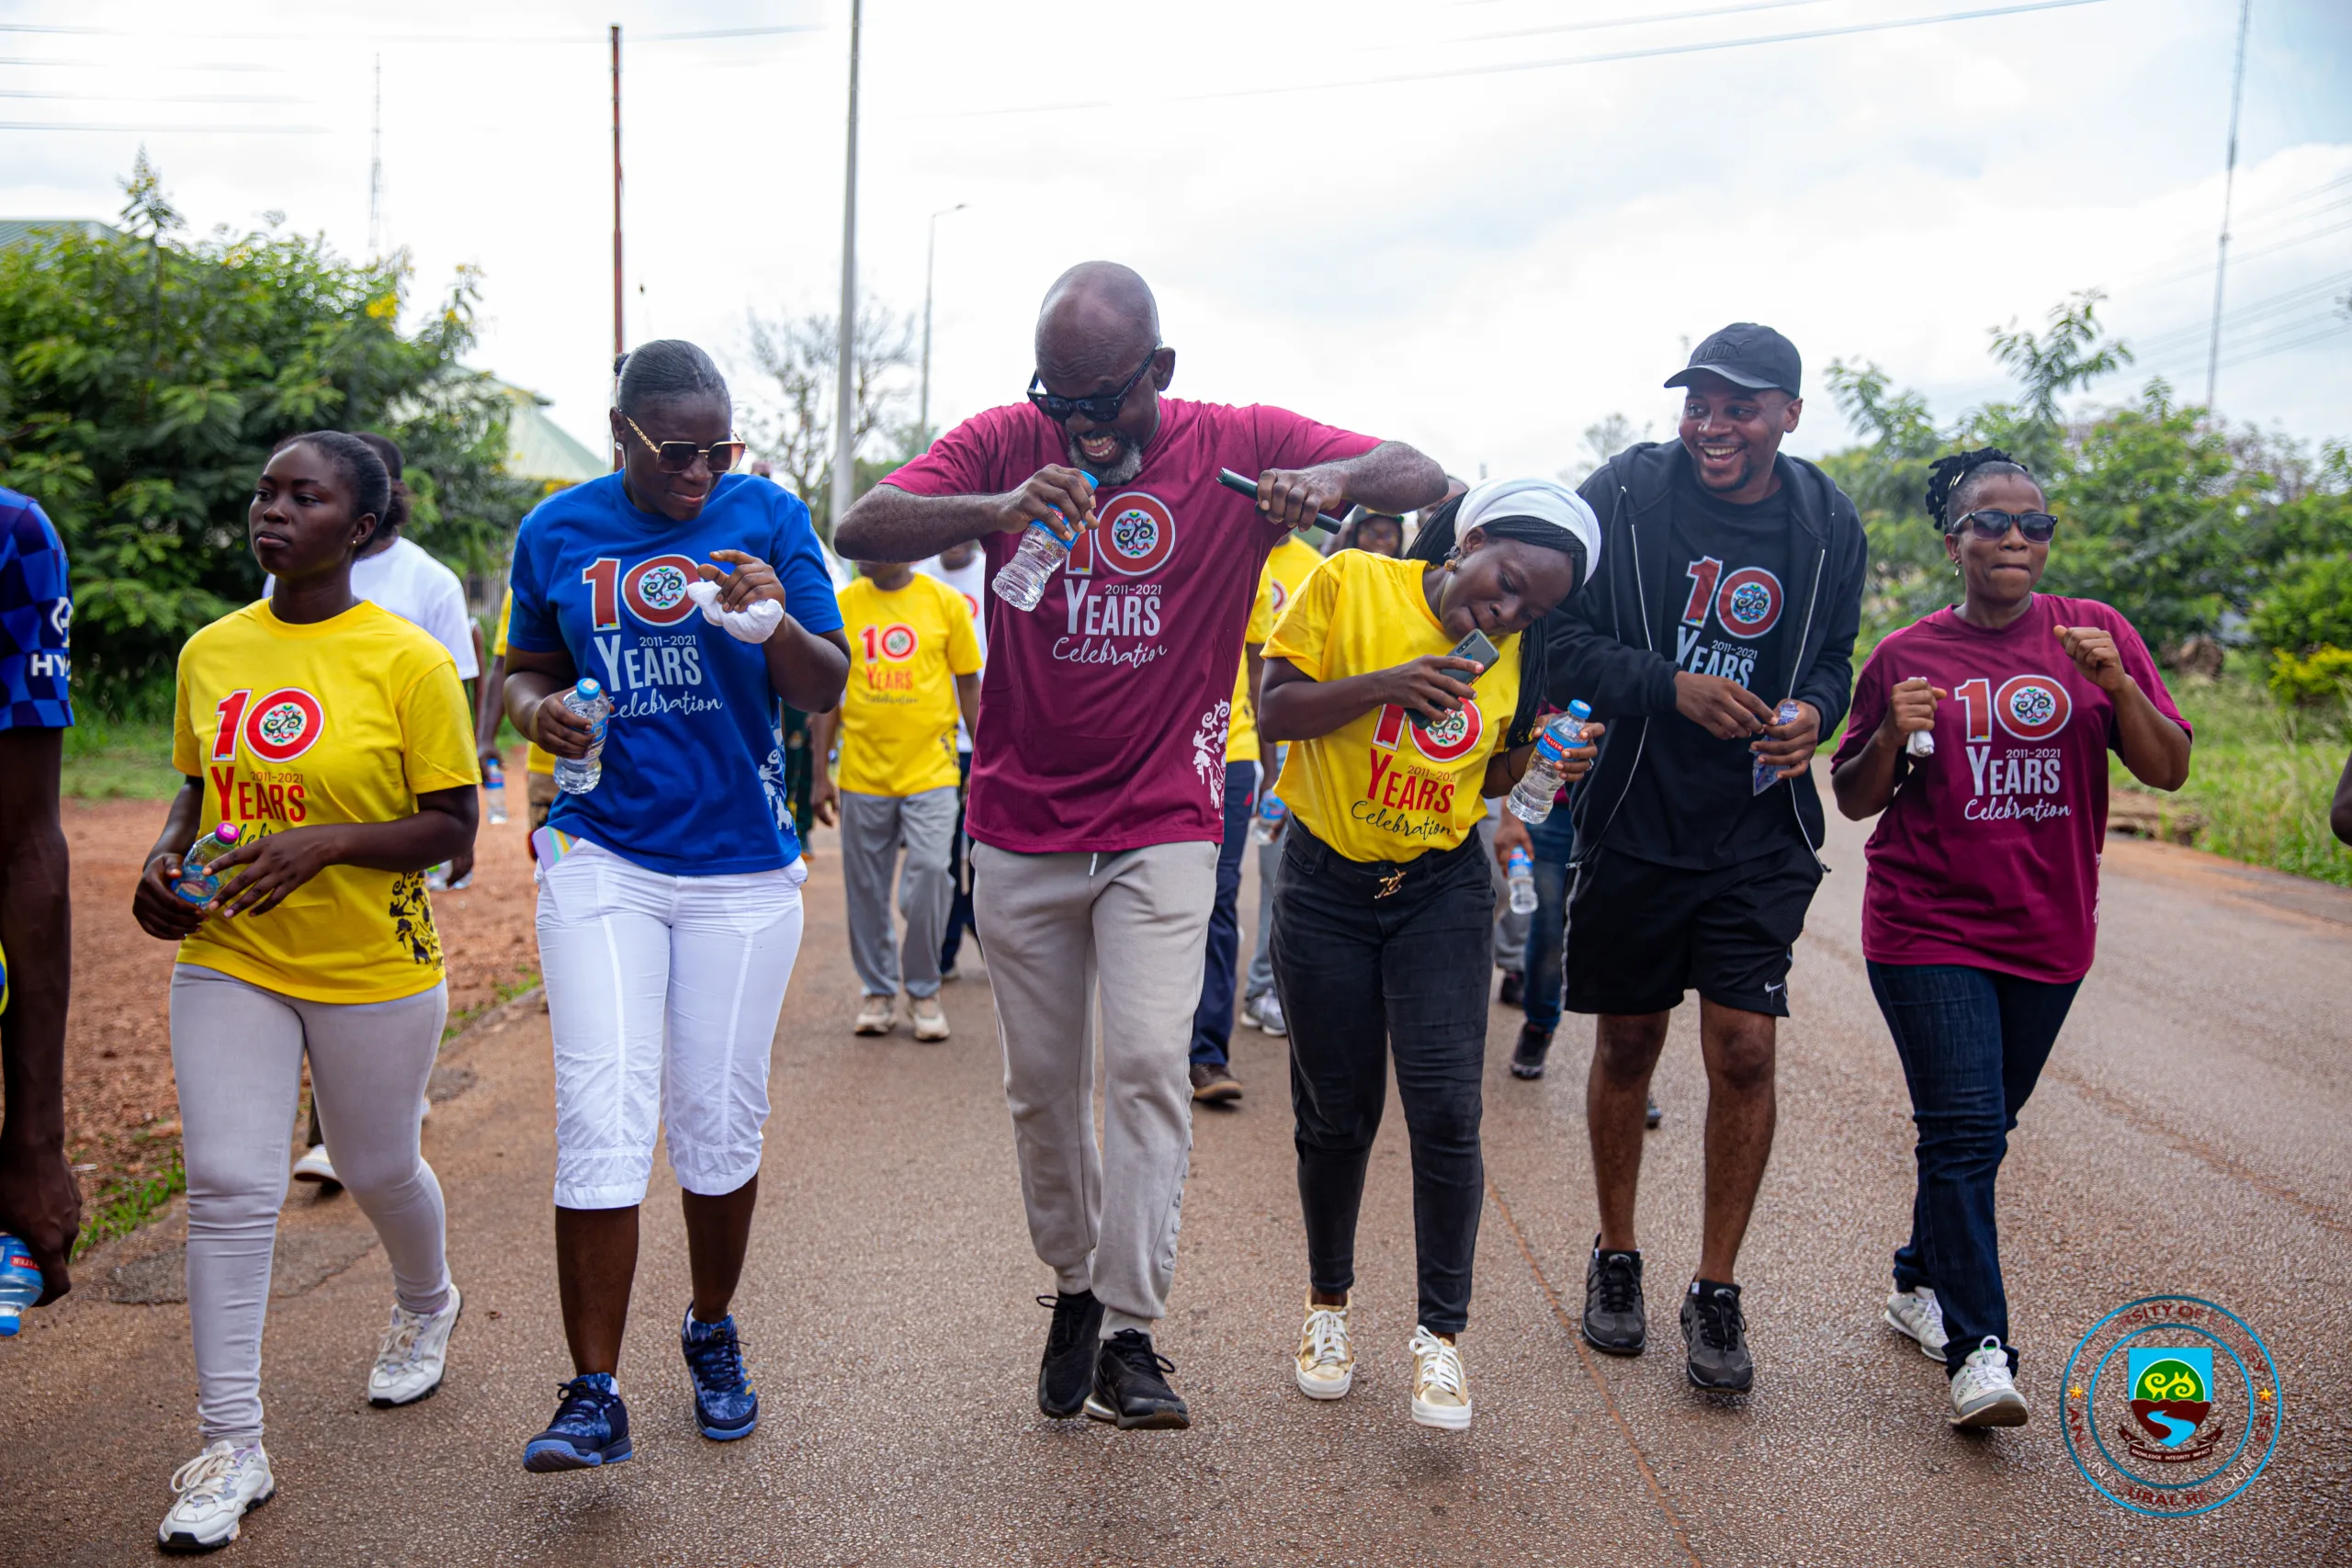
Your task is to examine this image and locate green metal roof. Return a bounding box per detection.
[493,381,605,487]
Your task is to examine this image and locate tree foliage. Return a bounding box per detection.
[741,292,914,536]
[0,154,537,711]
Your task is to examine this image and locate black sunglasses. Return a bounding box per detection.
[623,414,746,476]
[1951,508,2058,543]
[1026,349,1159,424]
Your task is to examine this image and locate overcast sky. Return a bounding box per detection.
[5,0,2347,481]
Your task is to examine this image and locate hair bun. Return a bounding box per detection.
[613,352,629,376]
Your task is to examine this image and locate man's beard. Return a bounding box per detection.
[1067,430,1144,487]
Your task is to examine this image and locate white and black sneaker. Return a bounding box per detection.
[368,1282,461,1406]
[158,1441,274,1552]
[1884,1286,1948,1363]
[1950,1337,2030,1428]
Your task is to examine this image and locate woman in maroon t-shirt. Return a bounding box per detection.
[1829,446,2191,1431]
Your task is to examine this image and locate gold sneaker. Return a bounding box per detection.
[854,995,896,1036]
[1295,1295,1354,1400]
[1408,1326,1472,1430]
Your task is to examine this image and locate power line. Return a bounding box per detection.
[0,120,322,132]
[0,21,818,44]
[1451,0,1837,46]
[2204,0,2253,407]
[2129,270,2352,357]
[0,88,301,103]
[2218,319,2351,370]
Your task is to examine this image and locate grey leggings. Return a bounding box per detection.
[171,964,452,1444]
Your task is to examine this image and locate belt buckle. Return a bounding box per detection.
[1374,865,1407,899]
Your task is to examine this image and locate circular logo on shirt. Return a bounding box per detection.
[244,687,325,763]
[878,623,918,661]
[1096,492,1178,577]
[1270,577,1292,616]
[1995,673,2072,740]
[1410,699,1485,763]
[1714,567,1784,638]
[958,592,979,620]
[623,554,701,626]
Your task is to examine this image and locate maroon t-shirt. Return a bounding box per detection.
[1832,595,2190,984]
[881,398,1379,853]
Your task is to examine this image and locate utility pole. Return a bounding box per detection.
[367,55,383,255]
[2204,0,2253,411]
[920,202,966,449]
[830,0,863,532]
[611,23,625,470]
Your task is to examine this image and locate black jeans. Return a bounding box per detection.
[940,750,977,972]
[1868,961,2082,1376]
[1191,761,1261,1067]
[1272,824,1492,1336]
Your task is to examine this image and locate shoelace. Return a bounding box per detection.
[1953,1338,2009,1398]
[376,1304,429,1371]
[1691,1292,1744,1352]
[1301,1306,1351,1369]
[169,1444,250,1506]
[1037,1292,1095,1355]
[683,1323,747,1394]
[1594,1256,1641,1314]
[548,1378,616,1433]
[1408,1329,1466,1400]
[1104,1330,1177,1382]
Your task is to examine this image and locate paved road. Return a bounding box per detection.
[6,786,2348,1565]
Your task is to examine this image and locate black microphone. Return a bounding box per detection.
[1216,468,1349,529]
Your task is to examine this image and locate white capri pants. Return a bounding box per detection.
[536,839,807,1210]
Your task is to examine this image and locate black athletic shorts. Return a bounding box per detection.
[1561,840,1823,1018]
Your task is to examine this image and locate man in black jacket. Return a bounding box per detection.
[1544,324,1865,1393]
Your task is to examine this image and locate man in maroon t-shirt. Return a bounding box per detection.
[836,261,1442,1429]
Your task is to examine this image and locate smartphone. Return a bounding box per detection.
[1409,629,1502,728]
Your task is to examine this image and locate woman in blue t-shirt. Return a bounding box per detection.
[502,341,848,1470]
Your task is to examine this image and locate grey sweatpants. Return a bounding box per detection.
[970,839,1216,1336]
[171,964,451,1444]
[840,785,958,999]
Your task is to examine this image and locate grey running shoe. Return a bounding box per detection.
[1681,1280,1754,1392]
[1581,1243,1645,1355]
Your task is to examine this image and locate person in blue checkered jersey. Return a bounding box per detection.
[0,486,79,1317]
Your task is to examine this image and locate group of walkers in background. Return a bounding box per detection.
[0,253,2256,1554]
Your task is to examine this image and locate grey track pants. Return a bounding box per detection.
[970,840,1216,1336]
[170,964,451,1444]
[840,786,959,999]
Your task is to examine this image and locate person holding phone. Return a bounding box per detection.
[1831,447,2189,1428]
[1259,478,1600,1431]
[502,341,847,1470]
[131,433,479,1552]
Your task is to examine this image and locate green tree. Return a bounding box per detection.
[0,154,536,711]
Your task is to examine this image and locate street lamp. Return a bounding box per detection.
[920,202,967,449]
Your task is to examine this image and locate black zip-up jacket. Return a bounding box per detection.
[1544,440,1867,866]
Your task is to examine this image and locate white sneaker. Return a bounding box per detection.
[368,1282,461,1406]
[1247,992,1287,1037]
[157,1440,275,1551]
[910,995,951,1043]
[1884,1286,1948,1361]
[854,995,896,1036]
[1950,1337,2030,1428]
[1295,1296,1354,1400]
[291,1144,338,1185]
[1408,1326,1473,1430]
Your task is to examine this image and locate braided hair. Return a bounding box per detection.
[351,432,412,542]
[1405,493,1586,750]
[1924,446,2035,530]
[613,339,730,419]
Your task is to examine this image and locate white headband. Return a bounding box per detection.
[1453,477,1602,581]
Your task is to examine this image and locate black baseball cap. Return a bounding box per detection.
[1664,322,1802,398]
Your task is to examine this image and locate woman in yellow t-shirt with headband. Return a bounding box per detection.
[1259,475,1602,1433]
[130,431,480,1553]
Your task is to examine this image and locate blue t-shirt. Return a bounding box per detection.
[0,489,73,732]
[507,472,843,875]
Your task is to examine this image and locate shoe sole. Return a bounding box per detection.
[1410,1397,1474,1431]
[1082,1393,1191,1430]
[1883,1305,1949,1362]
[1295,1366,1353,1400]
[1510,1063,1545,1080]
[1685,1362,1754,1393]
[159,1485,273,1553]
[1582,1325,1645,1356]
[852,1023,893,1036]
[698,1415,758,1440]
[522,1438,633,1472]
[912,1028,950,1043]
[1645,1110,1663,1129]
[1952,1393,2030,1428]
[1192,1083,1242,1103]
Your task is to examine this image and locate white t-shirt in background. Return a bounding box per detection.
[917,551,987,754]
[265,535,480,679]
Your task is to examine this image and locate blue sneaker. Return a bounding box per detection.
[522,1374,632,1472]
[682,1306,759,1440]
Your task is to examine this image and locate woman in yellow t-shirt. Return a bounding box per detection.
[1258,477,1602,1433]
[130,432,480,1553]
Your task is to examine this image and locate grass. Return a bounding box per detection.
[62,716,181,801]
[71,1146,186,1261]
[442,972,541,1044]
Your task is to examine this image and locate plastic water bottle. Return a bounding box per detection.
[989,472,1098,611]
[0,1233,40,1337]
[1506,845,1537,915]
[1250,791,1289,846]
[1506,701,1591,824]
[482,754,509,824]
[554,678,611,795]
[1753,699,1803,795]
[173,822,244,905]
[1904,678,1935,758]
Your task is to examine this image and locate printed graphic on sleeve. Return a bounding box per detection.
[0,491,75,730]
[1674,555,1782,689]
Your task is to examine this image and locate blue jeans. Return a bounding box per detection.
[1191,761,1261,1067]
[1518,807,1577,1034]
[1867,961,2081,1376]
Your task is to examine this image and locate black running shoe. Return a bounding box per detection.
[1681,1280,1754,1392]
[1510,1024,1554,1080]
[1645,1095,1663,1129]
[1035,1290,1104,1418]
[1582,1242,1645,1355]
[1084,1329,1191,1429]
[1498,970,1525,1008]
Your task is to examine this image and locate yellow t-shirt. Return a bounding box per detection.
[492,589,557,776]
[171,599,481,1003]
[1224,536,1327,767]
[1266,551,1523,863]
[836,573,982,797]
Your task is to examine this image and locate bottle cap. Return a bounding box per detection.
[1567,699,1592,720]
[575,677,603,700]
[213,822,242,844]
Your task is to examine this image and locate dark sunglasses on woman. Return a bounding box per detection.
[623,414,746,475]
[1950,508,2058,543]
[1025,348,1159,424]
